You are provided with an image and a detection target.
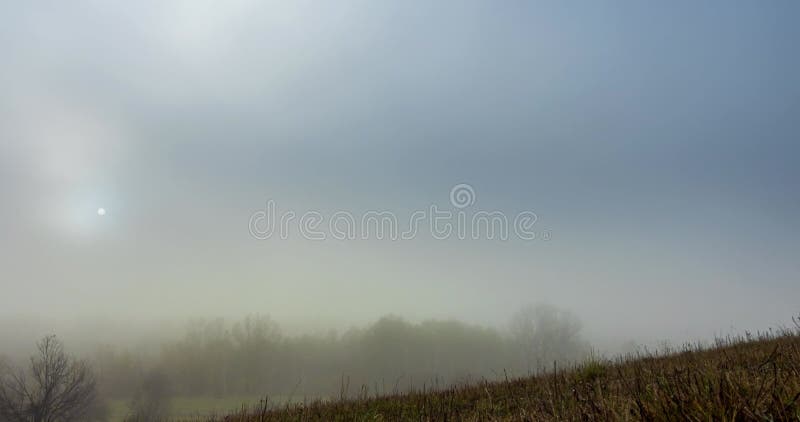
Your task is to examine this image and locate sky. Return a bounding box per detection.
[0,1,798,346]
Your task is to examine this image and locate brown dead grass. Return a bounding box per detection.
[208,326,800,421]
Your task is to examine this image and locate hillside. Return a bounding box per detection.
[211,328,800,421]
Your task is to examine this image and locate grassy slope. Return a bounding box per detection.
[208,330,800,421]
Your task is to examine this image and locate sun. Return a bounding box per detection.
[97,208,106,216]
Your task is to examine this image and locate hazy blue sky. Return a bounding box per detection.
[1,1,798,345]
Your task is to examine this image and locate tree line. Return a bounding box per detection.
[95,304,588,399]
[0,304,588,421]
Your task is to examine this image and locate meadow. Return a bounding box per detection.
[207,327,800,421]
[108,396,265,422]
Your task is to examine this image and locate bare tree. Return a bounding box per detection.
[510,304,587,372]
[0,336,99,422]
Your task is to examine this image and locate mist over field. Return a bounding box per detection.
[1,1,799,420]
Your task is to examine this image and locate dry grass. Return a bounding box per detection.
[208,325,800,421]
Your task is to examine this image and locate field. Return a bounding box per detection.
[207,329,800,421]
[108,396,265,422]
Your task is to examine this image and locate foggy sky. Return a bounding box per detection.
[1,1,798,347]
